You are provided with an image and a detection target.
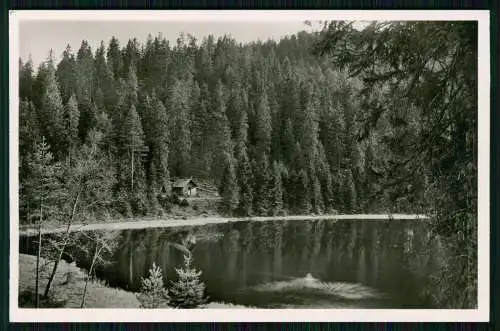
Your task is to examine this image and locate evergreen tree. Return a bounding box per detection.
[169,254,207,308]
[39,58,64,156]
[93,41,116,110]
[63,94,80,164]
[20,57,34,101]
[254,90,272,157]
[19,100,40,162]
[297,169,311,214]
[142,91,170,195]
[343,169,357,213]
[121,104,147,192]
[75,40,95,102]
[168,79,191,177]
[25,138,63,307]
[106,36,123,80]
[236,111,253,216]
[270,161,284,216]
[77,90,98,143]
[137,262,169,308]
[220,152,239,213]
[254,154,271,215]
[209,81,232,186]
[56,45,77,104]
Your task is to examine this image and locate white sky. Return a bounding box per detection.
[20,20,316,67]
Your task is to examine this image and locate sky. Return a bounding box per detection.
[19,20,315,68]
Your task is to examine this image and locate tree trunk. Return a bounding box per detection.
[131,149,134,191]
[81,244,101,308]
[43,189,81,299]
[43,241,65,299]
[35,204,42,308]
[129,247,133,287]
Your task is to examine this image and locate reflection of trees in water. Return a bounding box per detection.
[71,219,441,306]
[224,229,240,280]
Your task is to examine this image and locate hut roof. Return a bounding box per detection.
[172,178,198,188]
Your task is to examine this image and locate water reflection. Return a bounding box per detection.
[20,219,441,308]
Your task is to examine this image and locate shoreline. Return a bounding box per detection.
[19,214,429,236]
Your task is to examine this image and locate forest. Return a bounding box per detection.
[18,21,478,308]
[19,24,446,220]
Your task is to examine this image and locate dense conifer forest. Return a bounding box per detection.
[19,26,441,219]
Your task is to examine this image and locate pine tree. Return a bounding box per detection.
[107,36,123,80]
[297,169,312,214]
[77,90,98,143]
[137,262,169,308]
[235,111,253,216]
[254,154,271,215]
[75,40,95,103]
[20,57,34,101]
[270,161,284,216]
[93,41,116,110]
[19,100,40,163]
[39,58,64,157]
[25,138,63,307]
[343,169,357,213]
[143,91,170,196]
[169,254,207,308]
[56,44,77,104]
[220,152,239,213]
[121,104,147,192]
[254,90,272,157]
[168,79,191,177]
[63,94,80,165]
[209,81,232,186]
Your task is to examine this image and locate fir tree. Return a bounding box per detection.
[63,94,79,165]
[106,36,123,80]
[39,57,64,157]
[20,57,35,101]
[137,262,170,308]
[270,161,284,216]
[169,253,207,308]
[25,138,63,307]
[220,152,239,213]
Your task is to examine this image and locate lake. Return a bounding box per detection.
[20,218,445,308]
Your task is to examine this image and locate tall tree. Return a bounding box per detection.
[121,104,147,192]
[107,36,123,80]
[56,44,77,104]
[220,152,239,213]
[75,40,95,103]
[24,138,63,307]
[270,161,284,216]
[39,57,64,157]
[19,57,34,101]
[168,79,191,177]
[62,94,80,165]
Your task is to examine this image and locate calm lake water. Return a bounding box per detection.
[20,218,445,308]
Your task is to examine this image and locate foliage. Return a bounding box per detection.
[313,20,477,308]
[137,262,170,308]
[169,253,207,308]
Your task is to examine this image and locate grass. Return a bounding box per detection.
[18,254,250,309]
[18,254,141,308]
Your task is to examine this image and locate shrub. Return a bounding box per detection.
[137,262,170,308]
[169,253,207,308]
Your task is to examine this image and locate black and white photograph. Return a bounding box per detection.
[9,10,490,322]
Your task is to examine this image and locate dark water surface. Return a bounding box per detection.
[20,219,444,308]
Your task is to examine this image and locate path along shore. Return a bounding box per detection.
[19,214,429,236]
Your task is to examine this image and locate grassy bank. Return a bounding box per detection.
[18,254,248,309]
[18,254,141,308]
